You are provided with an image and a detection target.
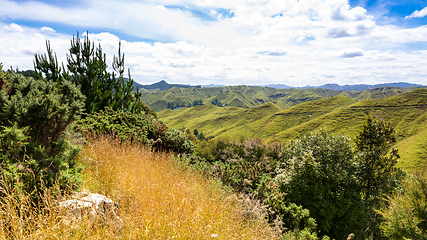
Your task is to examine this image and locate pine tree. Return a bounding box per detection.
[34,32,151,116]
[65,33,145,115]
[34,40,70,83]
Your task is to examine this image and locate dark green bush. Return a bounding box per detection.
[0,69,85,197]
[275,130,364,239]
[75,107,194,154]
[200,138,275,193]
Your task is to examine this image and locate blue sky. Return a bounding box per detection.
[1,0,427,86]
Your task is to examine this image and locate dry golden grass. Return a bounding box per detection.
[0,136,278,239]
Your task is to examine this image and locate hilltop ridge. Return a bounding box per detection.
[141,81,422,112]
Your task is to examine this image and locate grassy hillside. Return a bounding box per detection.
[159,88,427,169]
[0,136,278,239]
[158,95,356,140]
[277,88,427,140]
[159,102,282,138]
[142,85,343,111]
[394,127,427,170]
[342,86,416,101]
[142,85,420,112]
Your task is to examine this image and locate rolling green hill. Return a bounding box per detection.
[159,102,282,138]
[142,85,344,111]
[158,88,427,170]
[141,84,420,112]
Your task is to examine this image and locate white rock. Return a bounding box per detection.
[58,191,123,230]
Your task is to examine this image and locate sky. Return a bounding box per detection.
[1,0,427,87]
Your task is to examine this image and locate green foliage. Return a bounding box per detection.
[377,170,427,239]
[355,115,404,237]
[0,63,6,87]
[211,98,223,107]
[200,138,275,193]
[34,33,155,117]
[275,130,364,239]
[162,128,195,154]
[165,99,203,110]
[256,178,318,237]
[195,137,319,237]
[192,128,207,141]
[167,101,189,110]
[75,107,194,154]
[0,70,85,198]
[192,99,203,106]
[33,40,69,83]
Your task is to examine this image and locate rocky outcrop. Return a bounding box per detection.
[58,191,123,230]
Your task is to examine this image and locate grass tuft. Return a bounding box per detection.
[1,135,278,239]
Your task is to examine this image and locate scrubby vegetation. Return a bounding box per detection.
[0,136,278,239]
[189,118,404,239]
[0,32,192,201]
[75,107,194,154]
[0,64,84,199]
[1,32,427,239]
[377,169,427,239]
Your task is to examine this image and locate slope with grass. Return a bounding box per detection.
[0,136,279,239]
[142,85,344,111]
[266,88,427,168]
[394,127,427,170]
[159,95,356,139]
[159,102,283,138]
[272,88,427,140]
[142,84,420,112]
[341,86,418,101]
[159,88,427,169]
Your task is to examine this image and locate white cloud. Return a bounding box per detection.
[4,23,24,33]
[0,23,70,70]
[406,7,427,20]
[41,26,55,32]
[0,0,427,86]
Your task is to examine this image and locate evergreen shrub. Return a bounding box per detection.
[75,107,194,154]
[0,68,85,197]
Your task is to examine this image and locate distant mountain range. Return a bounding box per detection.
[135,80,423,92]
[264,82,424,91]
[133,80,201,91]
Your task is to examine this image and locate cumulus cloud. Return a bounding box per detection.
[3,23,25,33]
[0,23,70,70]
[41,26,55,32]
[405,7,427,20]
[0,0,426,86]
